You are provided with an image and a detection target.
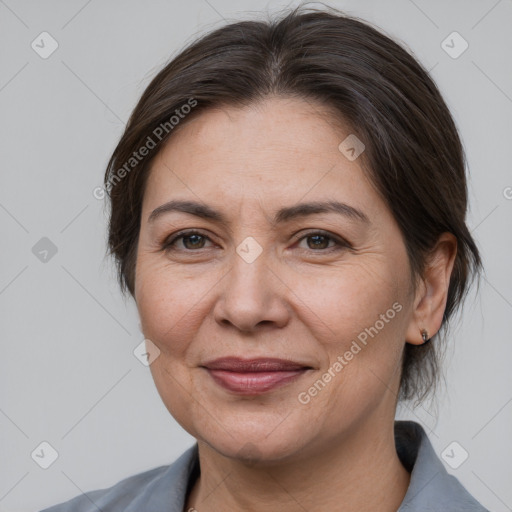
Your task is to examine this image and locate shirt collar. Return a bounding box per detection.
[396,420,488,510]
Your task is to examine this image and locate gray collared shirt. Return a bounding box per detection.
[40,421,490,511]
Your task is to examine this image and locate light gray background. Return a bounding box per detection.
[1,0,511,511]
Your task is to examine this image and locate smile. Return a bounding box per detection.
[202,357,313,395]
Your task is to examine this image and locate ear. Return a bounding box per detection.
[405,232,458,345]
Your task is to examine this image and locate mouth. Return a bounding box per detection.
[201,357,313,395]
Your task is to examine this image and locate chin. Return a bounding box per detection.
[194,417,312,466]
[212,438,303,467]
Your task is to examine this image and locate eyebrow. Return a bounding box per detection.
[148,199,370,226]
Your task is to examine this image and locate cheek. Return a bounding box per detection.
[134,257,210,435]
[135,256,217,355]
[292,259,408,396]
[292,257,405,338]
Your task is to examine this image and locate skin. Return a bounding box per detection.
[134,96,457,512]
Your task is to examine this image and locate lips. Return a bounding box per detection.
[202,357,312,395]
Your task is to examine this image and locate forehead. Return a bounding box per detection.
[142,97,384,221]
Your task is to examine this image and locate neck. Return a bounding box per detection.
[185,418,411,512]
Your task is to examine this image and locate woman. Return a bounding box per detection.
[41,5,488,512]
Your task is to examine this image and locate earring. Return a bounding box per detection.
[421,328,430,344]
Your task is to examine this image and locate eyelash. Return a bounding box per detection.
[161,229,351,254]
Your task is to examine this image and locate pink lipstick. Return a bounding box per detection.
[202,357,311,395]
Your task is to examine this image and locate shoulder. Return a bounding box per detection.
[38,444,199,512]
[395,421,491,512]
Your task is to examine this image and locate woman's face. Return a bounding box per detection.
[135,96,418,462]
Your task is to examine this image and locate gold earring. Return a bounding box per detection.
[421,328,430,344]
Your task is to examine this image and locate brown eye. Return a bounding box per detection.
[162,231,214,251]
[296,231,350,252]
[181,234,207,249]
[305,234,331,250]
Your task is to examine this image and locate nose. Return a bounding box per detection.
[212,246,291,333]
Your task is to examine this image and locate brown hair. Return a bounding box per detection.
[103,5,482,404]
